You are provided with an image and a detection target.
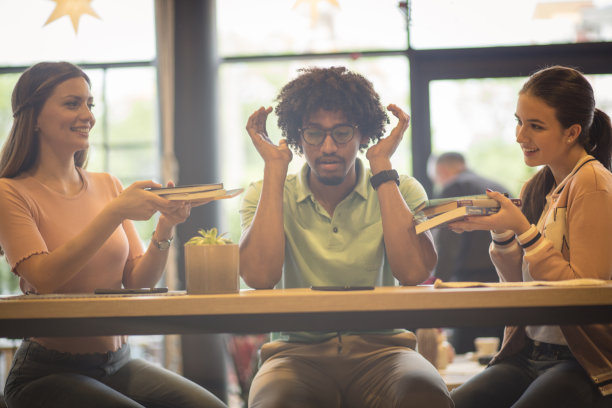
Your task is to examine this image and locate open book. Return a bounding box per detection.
[415,206,499,234]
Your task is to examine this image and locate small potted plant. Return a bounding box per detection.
[184,228,239,294]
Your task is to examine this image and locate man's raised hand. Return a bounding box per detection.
[366,104,410,173]
[246,106,293,167]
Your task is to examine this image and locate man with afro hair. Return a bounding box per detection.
[239,66,452,408]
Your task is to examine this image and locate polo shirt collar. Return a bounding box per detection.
[295,158,369,203]
[353,159,369,200]
[296,164,312,203]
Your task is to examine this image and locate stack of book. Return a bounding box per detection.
[147,183,243,204]
[414,194,521,234]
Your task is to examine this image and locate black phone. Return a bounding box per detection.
[94,287,169,294]
[311,286,374,291]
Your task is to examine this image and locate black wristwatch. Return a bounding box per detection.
[370,169,400,190]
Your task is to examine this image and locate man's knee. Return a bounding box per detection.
[248,358,338,408]
[249,378,336,408]
[394,374,454,408]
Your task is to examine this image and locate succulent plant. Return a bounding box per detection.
[185,228,233,245]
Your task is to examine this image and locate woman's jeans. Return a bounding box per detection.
[4,339,226,408]
[451,339,612,408]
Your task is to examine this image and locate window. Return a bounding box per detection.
[429,74,612,196]
[217,0,407,56]
[430,77,531,196]
[410,0,612,49]
[216,0,612,244]
[0,0,155,65]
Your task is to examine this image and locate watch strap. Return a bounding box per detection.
[370,169,400,190]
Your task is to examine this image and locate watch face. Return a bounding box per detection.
[155,240,171,250]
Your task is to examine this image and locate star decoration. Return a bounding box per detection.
[44,0,101,34]
[293,0,340,26]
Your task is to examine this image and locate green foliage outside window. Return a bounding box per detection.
[0,259,19,295]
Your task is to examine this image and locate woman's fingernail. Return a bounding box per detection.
[486,188,493,192]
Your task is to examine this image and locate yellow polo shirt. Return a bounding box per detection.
[240,159,428,342]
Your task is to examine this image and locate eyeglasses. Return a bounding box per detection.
[299,124,358,146]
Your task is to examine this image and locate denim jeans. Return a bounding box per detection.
[451,338,612,408]
[4,340,226,408]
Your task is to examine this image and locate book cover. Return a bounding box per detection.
[415,206,499,234]
[421,198,521,218]
[175,188,244,205]
[161,188,228,201]
[147,182,223,196]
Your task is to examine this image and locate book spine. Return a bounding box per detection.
[464,206,500,215]
[457,198,521,208]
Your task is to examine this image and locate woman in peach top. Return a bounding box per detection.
[450,66,612,407]
[0,62,225,408]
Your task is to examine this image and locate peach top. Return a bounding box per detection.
[0,168,144,353]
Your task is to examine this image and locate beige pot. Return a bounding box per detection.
[184,243,239,294]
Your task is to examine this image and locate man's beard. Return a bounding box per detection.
[314,155,346,185]
[315,174,344,186]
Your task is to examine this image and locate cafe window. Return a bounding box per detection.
[429,77,530,197]
[217,0,407,56]
[410,0,612,49]
[0,0,155,65]
[429,74,612,196]
[216,0,612,242]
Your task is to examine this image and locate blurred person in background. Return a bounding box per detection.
[430,152,506,354]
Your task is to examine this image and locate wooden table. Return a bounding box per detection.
[1,285,612,338]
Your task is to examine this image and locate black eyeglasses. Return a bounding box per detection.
[299,124,358,146]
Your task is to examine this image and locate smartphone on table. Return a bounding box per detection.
[311,286,374,291]
[94,287,169,294]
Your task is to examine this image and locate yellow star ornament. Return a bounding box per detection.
[44,0,101,34]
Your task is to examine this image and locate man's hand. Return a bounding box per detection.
[366,104,410,173]
[241,107,291,288]
[246,106,293,168]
